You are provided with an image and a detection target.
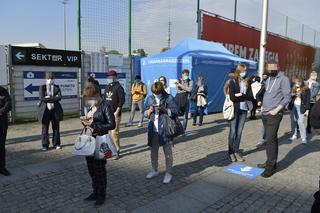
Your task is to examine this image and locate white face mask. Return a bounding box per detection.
[154,94,162,99]
[182,75,189,80]
[46,79,53,85]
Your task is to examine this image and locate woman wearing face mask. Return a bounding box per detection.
[191,76,208,126]
[228,64,253,162]
[81,84,115,206]
[37,72,63,151]
[305,71,320,134]
[288,77,310,144]
[159,76,171,94]
[144,82,178,184]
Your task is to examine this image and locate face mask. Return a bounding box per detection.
[154,94,162,99]
[239,72,247,78]
[269,70,278,77]
[159,80,165,85]
[311,75,317,81]
[107,77,115,84]
[86,99,97,107]
[182,75,189,80]
[197,80,203,86]
[46,79,53,85]
[295,84,301,88]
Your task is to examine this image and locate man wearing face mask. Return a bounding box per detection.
[305,71,320,134]
[175,69,193,130]
[104,70,125,160]
[37,72,63,150]
[126,75,147,127]
[257,61,291,178]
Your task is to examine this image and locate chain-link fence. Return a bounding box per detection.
[79,0,320,56]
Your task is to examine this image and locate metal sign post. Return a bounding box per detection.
[258,0,269,78]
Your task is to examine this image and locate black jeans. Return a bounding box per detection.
[41,108,61,148]
[262,113,283,171]
[86,156,107,199]
[193,106,204,124]
[307,103,315,132]
[0,126,8,169]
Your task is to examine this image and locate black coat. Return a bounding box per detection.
[288,89,311,114]
[191,84,208,102]
[0,86,12,129]
[90,100,116,137]
[37,84,64,123]
[229,79,254,113]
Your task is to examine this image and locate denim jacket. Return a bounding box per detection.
[305,81,320,103]
[144,93,179,147]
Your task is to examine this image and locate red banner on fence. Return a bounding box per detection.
[201,14,316,78]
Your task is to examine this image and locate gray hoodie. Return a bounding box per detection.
[262,71,291,113]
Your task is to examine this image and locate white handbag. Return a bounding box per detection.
[223,94,234,121]
[94,134,117,159]
[72,128,96,156]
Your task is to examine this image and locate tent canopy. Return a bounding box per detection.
[141,38,257,113]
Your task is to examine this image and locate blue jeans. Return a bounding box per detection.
[290,104,307,140]
[228,110,247,154]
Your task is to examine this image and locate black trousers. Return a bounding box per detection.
[307,103,315,132]
[262,113,283,171]
[193,106,204,124]
[41,108,60,148]
[86,156,107,199]
[0,126,8,169]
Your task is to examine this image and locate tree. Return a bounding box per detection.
[133,49,148,57]
[99,46,122,55]
[161,47,170,52]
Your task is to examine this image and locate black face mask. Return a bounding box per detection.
[269,70,278,77]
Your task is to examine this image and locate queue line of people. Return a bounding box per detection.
[0,64,319,209]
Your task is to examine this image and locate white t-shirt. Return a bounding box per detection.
[294,96,301,105]
[153,95,160,132]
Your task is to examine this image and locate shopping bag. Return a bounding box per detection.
[94,134,117,159]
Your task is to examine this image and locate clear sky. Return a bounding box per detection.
[0,0,319,54]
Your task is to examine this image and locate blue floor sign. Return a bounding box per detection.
[224,164,264,179]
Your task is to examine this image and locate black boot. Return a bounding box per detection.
[0,168,11,176]
[84,193,97,201]
[94,197,105,206]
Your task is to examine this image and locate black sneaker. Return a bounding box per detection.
[94,198,105,206]
[41,147,48,151]
[261,169,276,178]
[84,193,97,201]
[0,168,11,176]
[192,123,196,126]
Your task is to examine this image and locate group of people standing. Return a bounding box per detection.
[225,61,320,178]
[1,63,319,209]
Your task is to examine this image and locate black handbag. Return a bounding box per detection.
[163,114,185,138]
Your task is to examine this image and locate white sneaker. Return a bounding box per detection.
[163,173,172,184]
[55,146,62,150]
[290,135,297,141]
[256,140,266,147]
[302,139,308,144]
[146,170,159,179]
[137,122,143,128]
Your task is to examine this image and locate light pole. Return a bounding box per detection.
[61,0,69,50]
[258,0,269,78]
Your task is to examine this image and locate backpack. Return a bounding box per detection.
[134,82,147,98]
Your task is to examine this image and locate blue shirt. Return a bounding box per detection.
[239,80,248,111]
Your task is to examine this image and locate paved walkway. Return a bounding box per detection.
[0,112,319,213]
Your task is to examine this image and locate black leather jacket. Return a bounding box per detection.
[90,100,116,137]
[0,86,12,129]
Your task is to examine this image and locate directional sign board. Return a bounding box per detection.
[23,71,78,100]
[87,72,127,94]
[224,164,264,179]
[12,46,81,67]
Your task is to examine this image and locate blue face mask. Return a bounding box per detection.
[240,72,247,78]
